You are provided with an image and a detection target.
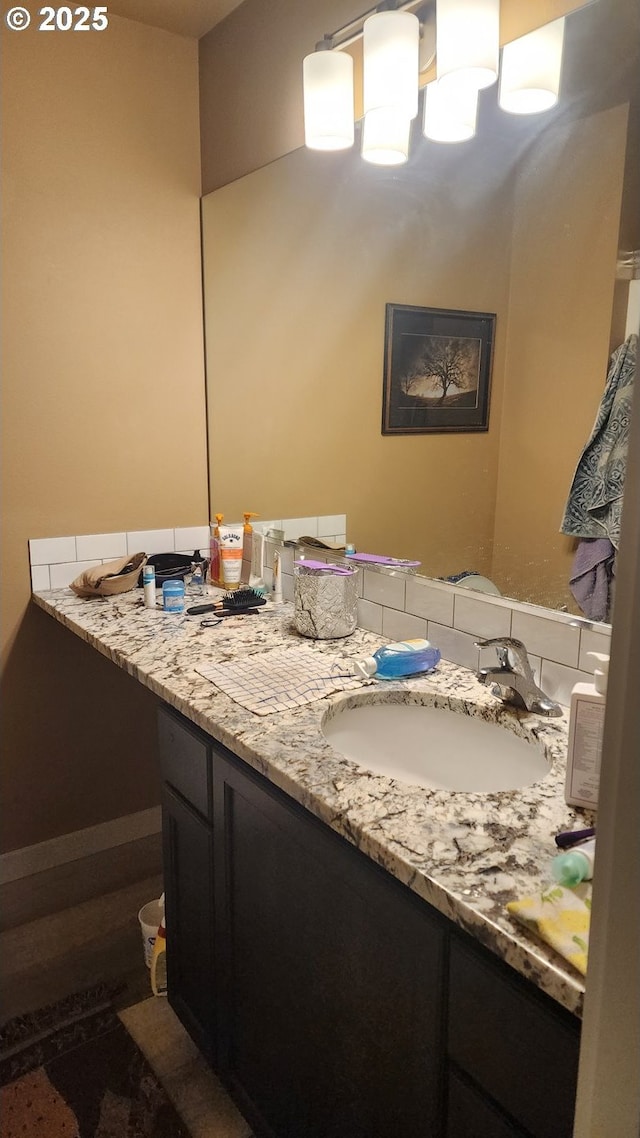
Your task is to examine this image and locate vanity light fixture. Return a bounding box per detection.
[302,0,569,165]
[436,0,500,92]
[363,9,420,117]
[361,9,419,164]
[498,17,565,115]
[422,78,478,142]
[302,45,355,150]
[362,105,413,164]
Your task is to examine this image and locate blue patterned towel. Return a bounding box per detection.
[560,334,637,549]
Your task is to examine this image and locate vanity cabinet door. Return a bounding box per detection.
[162,783,216,1062]
[448,938,580,1138]
[213,746,447,1138]
[446,1068,529,1138]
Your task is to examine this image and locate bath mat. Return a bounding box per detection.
[195,645,365,715]
[0,983,188,1137]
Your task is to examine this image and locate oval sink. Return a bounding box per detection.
[321,699,551,793]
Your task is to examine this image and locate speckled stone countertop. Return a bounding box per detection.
[32,586,593,1016]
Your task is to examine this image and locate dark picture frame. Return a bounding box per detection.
[382,304,496,434]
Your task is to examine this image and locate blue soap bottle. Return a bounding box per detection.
[355,638,441,680]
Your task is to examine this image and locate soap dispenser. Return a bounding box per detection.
[565,652,608,810]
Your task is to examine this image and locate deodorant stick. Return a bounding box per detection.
[143,564,156,609]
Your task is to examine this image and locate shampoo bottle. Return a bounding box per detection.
[565,652,608,810]
[241,512,259,584]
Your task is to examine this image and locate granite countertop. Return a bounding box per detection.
[32,586,592,1016]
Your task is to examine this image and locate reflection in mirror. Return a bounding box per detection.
[202,1,637,619]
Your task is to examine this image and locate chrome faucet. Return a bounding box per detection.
[475,637,563,717]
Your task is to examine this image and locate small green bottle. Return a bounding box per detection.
[551,838,596,887]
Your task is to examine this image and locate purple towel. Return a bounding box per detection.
[569,539,615,622]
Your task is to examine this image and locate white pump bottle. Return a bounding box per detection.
[565,651,608,810]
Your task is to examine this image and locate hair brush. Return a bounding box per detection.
[187,587,267,616]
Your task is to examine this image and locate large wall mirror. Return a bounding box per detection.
[202,0,638,618]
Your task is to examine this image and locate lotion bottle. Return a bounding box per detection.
[565,652,608,810]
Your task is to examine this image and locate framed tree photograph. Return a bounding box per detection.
[382,304,496,434]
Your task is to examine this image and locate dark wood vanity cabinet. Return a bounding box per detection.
[158,705,581,1138]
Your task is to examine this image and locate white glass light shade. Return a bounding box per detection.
[361,107,411,166]
[436,0,500,92]
[363,10,420,120]
[303,50,354,150]
[499,17,565,114]
[422,80,478,142]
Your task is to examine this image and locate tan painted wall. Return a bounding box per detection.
[0,13,207,852]
[491,104,629,610]
[202,144,514,577]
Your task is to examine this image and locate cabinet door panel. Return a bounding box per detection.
[215,752,446,1138]
[159,706,211,821]
[162,784,216,1060]
[448,938,580,1138]
[447,1068,528,1138]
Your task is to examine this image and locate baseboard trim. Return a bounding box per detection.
[0,807,162,885]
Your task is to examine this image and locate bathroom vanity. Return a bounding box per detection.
[32,588,588,1138]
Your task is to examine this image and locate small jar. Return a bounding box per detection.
[162,579,185,613]
[189,560,206,595]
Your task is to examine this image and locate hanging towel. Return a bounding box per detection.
[569,537,615,622]
[560,334,637,550]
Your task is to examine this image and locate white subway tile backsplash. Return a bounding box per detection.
[30,565,51,591]
[357,599,383,635]
[578,627,612,672]
[282,517,318,541]
[282,572,294,603]
[76,532,127,562]
[280,546,296,574]
[29,536,77,565]
[254,520,282,536]
[540,660,592,708]
[126,529,175,556]
[317,515,347,537]
[382,608,427,642]
[511,610,580,668]
[454,593,511,641]
[49,560,102,589]
[428,623,479,671]
[404,577,454,626]
[174,526,209,554]
[363,570,406,610]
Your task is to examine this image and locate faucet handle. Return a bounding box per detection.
[475,637,534,681]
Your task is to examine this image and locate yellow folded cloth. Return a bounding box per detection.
[506,882,591,976]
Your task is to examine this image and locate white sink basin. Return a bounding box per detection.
[321,699,550,793]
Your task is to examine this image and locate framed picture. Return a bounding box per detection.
[382,304,496,434]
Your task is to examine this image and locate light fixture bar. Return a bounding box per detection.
[315,0,433,54]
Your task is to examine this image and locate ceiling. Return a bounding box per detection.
[104,0,244,39]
